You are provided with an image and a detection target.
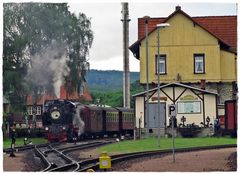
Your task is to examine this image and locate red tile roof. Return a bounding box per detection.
[131,6,237,58]
[194,16,237,49]
[138,17,166,40]
[26,83,92,105]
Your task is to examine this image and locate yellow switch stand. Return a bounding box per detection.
[99,152,111,169]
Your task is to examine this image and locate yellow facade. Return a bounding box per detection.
[139,13,236,84]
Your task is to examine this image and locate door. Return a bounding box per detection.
[147,103,166,128]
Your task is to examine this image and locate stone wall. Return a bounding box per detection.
[188,82,236,104]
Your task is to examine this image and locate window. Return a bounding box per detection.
[194,54,205,74]
[177,101,201,114]
[27,106,32,115]
[156,54,166,74]
[36,106,41,115]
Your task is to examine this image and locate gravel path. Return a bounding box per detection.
[3,152,27,171]
[111,148,237,172]
[3,147,237,172]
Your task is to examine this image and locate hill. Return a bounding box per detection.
[85,69,140,92]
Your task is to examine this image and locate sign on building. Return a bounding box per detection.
[168,104,176,117]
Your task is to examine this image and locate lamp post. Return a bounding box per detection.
[156,23,170,147]
[144,16,150,138]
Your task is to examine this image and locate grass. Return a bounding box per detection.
[98,137,237,154]
[3,138,48,149]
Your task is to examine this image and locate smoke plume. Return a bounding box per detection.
[73,105,85,136]
[25,41,69,98]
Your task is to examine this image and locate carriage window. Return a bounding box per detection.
[125,114,128,121]
[111,114,113,122]
[109,114,112,122]
[115,114,117,122]
[114,114,116,122]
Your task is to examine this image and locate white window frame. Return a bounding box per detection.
[156,54,166,74]
[27,106,33,115]
[194,54,205,74]
[36,106,41,115]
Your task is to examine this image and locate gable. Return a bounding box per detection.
[140,12,219,47]
[130,6,237,59]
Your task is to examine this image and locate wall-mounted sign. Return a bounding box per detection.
[180,95,198,101]
[177,101,201,114]
[151,96,167,101]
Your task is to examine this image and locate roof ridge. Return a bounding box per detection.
[138,17,167,19]
[138,15,236,20]
[192,15,237,18]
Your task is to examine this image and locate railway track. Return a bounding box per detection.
[3,142,60,153]
[35,140,113,172]
[76,144,237,172]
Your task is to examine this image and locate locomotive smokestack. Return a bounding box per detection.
[121,2,130,108]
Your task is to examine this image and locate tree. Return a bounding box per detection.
[90,80,144,108]
[3,3,93,112]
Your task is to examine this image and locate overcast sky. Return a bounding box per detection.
[68,2,237,72]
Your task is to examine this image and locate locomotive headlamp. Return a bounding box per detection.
[51,110,61,119]
[45,127,49,131]
[62,126,66,130]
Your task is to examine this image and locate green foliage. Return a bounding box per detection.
[98,137,237,154]
[91,90,123,107]
[91,80,144,108]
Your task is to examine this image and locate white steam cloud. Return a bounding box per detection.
[25,41,70,97]
[73,105,85,136]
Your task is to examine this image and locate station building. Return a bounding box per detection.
[130,6,237,136]
[129,6,237,104]
[133,83,217,135]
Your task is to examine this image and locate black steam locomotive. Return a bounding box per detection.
[42,99,134,142]
[42,99,78,142]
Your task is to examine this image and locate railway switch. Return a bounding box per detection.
[99,152,111,169]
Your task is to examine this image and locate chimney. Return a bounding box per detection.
[176,5,181,11]
[200,79,206,90]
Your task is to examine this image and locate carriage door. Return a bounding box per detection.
[148,103,166,128]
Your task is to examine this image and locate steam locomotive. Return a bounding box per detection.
[42,99,134,142]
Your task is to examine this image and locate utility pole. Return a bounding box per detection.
[121,2,130,108]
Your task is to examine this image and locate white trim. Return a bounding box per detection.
[132,82,218,97]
